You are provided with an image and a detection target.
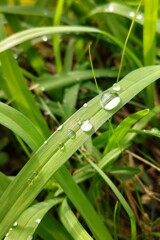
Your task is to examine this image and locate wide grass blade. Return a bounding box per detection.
[4,199,62,240]
[0,65,160,239]
[59,199,93,240]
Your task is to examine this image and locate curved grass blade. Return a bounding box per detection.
[0,25,142,67]
[36,69,119,91]
[4,199,62,240]
[0,66,160,239]
[59,199,93,240]
[0,102,45,151]
[104,109,149,154]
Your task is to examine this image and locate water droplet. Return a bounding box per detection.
[58,143,65,151]
[40,87,45,92]
[57,125,63,131]
[44,140,48,145]
[43,10,48,16]
[83,103,88,108]
[151,128,159,133]
[67,129,76,139]
[136,13,143,20]
[108,5,114,12]
[27,235,33,240]
[129,11,135,17]
[35,218,41,224]
[42,36,48,42]
[27,178,33,185]
[77,119,82,125]
[13,222,18,227]
[112,83,121,92]
[100,92,121,110]
[81,120,93,132]
[9,228,13,231]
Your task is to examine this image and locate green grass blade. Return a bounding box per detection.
[0,20,50,138]
[0,102,45,151]
[86,159,136,240]
[4,199,62,240]
[0,66,160,239]
[0,25,142,67]
[104,109,149,154]
[53,0,64,73]
[143,0,159,107]
[59,199,93,240]
[37,69,118,90]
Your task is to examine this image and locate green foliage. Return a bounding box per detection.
[0,1,160,239]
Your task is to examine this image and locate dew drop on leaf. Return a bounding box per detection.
[57,125,63,131]
[35,218,41,224]
[83,103,88,108]
[58,143,65,151]
[112,83,121,91]
[77,119,82,125]
[67,129,76,139]
[81,120,93,132]
[100,92,121,110]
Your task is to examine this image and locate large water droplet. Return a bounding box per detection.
[81,120,93,132]
[57,125,63,131]
[58,143,65,151]
[100,92,121,110]
[112,83,121,92]
[67,129,76,139]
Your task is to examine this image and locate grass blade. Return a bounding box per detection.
[0,65,160,239]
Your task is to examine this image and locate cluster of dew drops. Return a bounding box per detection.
[44,82,121,150]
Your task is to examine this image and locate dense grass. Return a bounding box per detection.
[0,1,160,239]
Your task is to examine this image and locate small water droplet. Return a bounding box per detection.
[57,125,63,131]
[13,222,18,227]
[27,178,33,185]
[129,11,135,17]
[44,140,48,145]
[100,92,121,110]
[58,143,65,151]
[136,13,143,20]
[77,119,82,125]
[27,235,33,240]
[108,5,114,12]
[151,128,159,133]
[35,218,41,224]
[40,87,45,92]
[42,36,48,42]
[112,83,121,91]
[83,103,88,108]
[43,10,48,16]
[9,228,13,231]
[81,120,93,132]
[67,129,76,139]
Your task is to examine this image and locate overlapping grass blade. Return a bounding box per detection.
[4,199,62,240]
[104,109,149,154]
[59,199,93,240]
[36,69,118,90]
[0,25,142,67]
[0,65,160,239]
